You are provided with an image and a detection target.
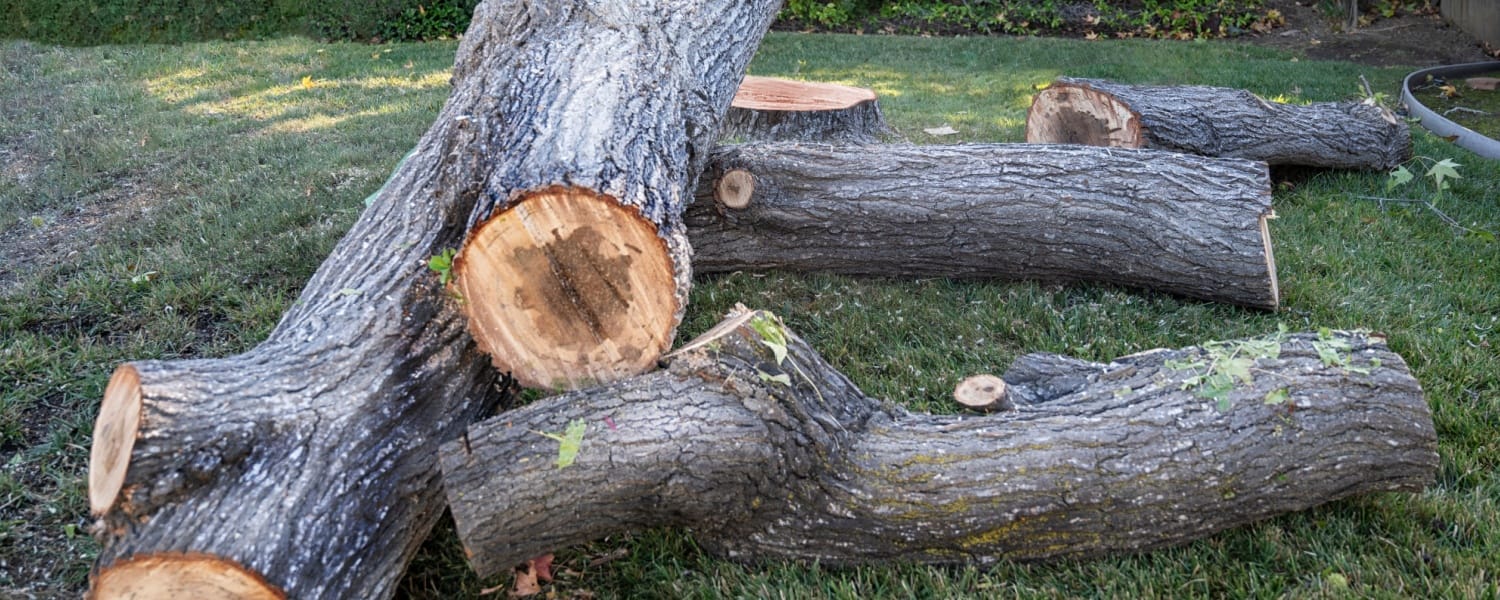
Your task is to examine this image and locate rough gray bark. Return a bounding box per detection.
[722,76,897,143]
[87,0,782,597]
[1026,77,1411,170]
[686,142,1280,310]
[449,0,781,389]
[441,308,1438,576]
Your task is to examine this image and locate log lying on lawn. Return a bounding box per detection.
[441,308,1438,576]
[86,1,783,598]
[687,142,1280,310]
[451,1,781,390]
[1026,77,1411,170]
[722,76,896,143]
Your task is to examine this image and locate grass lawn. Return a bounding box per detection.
[2,31,1497,599]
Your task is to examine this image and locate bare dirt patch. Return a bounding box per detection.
[1242,0,1498,67]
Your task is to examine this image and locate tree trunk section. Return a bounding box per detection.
[451,1,781,390]
[722,76,897,143]
[441,308,1438,576]
[86,0,782,597]
[686,142,1280,310]
[1026,77,1411,170]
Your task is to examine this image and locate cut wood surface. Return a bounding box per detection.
[451,1,781,390]
[441,308,1438,576]
[723,76,896,143]
[86,1,782,598]
[687,142,1280,310]
[1026,77,1412,170]
[953,374,1013,412]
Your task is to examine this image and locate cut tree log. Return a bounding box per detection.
[440,308,1438,576]
[1026,77,1411,170]
[722,76,896,143]
[86,1,783,598]
[451,2,781,390]
[687,142,1281,310]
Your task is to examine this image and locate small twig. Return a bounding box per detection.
[1359,75,1375,100]
[1351,194,1492,237]
[1443,106,1489,117]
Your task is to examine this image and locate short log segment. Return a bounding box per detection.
[1026,77,1411,170]
[441,309,1438,575]
[722,76,897,143]
[687,142,1280,310]
[451,0,782,390]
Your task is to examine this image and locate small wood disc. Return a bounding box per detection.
[954,374,1013,412]
[90,364,143,515]
[716,170,755,210]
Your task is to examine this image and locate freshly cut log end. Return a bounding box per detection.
[715,170,755,210]
[1024,83,1144,147]
[90,553,283,600]
[456,186,679,390]
[724,76,894,143]
[953,374,1013,412]
[90,365,143,516]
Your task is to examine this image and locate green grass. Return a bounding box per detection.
[2,32,1497,598]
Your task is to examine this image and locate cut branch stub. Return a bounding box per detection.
[723,76,896,143]
[449,1,783,390]
[953,374,1013,412]
[441,309,1438,575]
[1026,77,1412,170]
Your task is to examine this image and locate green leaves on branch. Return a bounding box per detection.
[1165,329,1284,412]
[427,248,457,286]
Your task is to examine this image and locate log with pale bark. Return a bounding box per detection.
[723,76,896,143]
[440,308,1438,576]
[85,1,783,598]
[687,142,1281,310]
[1026,77,1411,170]
[450,2,782,390]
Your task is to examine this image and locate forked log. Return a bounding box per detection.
[1026,77,1411,170]
[687,142,1281,310]
[86,1,782,598]
[441,308,1438,576]
[451,1,781,390]
[722,76,896,143]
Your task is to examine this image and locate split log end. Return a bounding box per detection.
[456,187,680,390]
[953,374,1014,412]
[1026,82,1144,147]
[90,554,283,600]
[90,364,143,516]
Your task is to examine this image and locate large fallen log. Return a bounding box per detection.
[85,1,782,598]
[1026,77,1411,170]
[451,2,781,390]
[723,76,896,143]
[687,142,1281,310]
[441,308,1438,576]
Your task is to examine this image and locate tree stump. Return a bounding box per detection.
[451,0,782,390]
[687,142,1281,310]
[1026,77,1411,170]
[86,0,783,597]
[441,308,1438,576]
[722,76,896,143]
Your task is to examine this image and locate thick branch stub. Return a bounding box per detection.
[90,365,143,516]
[456,187,679,390]
[953,374,1014,412]
[715,170,755,210]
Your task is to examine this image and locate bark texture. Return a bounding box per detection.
[441,308,1438,576]
[723,76,897,143]
[686,142,1280,310]
[450,0,781,389]
[1026,77,1411,170]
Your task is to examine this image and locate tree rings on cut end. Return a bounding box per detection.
[954,374,1014,412]
[1026,82,1144,147]
[90,364,143,516]
[90,553,283,600]
[733,76,877,112]
[716,170,755,210]
[456,187,678,390]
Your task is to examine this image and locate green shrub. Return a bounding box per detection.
[3,0,304,45]
[307,0,477,42]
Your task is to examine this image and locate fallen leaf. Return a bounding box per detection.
[532,553,555,583]
[509,561,542,597]
[923,125,959,136]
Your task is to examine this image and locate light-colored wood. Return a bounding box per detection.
[90,365,142,516]
[733,76,876,112]
[953,374,1012,412]
[457,187,678,390]
[1259,213,1280,305]
[1025,84,1143,147]
[715,170,755,209]
[90,554,283,600]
